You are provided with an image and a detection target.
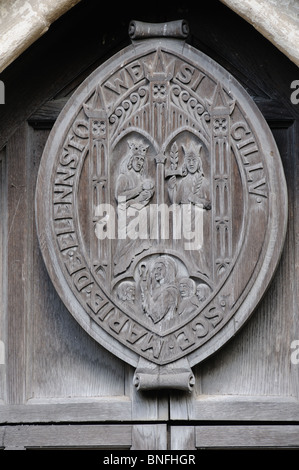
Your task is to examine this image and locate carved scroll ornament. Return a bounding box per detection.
[35,20,287,391]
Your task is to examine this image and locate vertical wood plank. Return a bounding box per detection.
[131,424,167,450]
[170,426,196,450]
[0,147,7,403]
[27,126,127,400]
[290,120,299,399]
[6,124,29,404]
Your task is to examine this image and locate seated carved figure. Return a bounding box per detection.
[114,139,155,276]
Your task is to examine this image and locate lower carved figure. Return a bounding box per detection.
[117,281,136,306]
[196,283,211,302]
[141,255,179,324]
[177,277,200,316]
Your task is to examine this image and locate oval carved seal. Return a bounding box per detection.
[36,21,287,387]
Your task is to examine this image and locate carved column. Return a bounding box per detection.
[154,153,167,242]
[84,87,110,281]
[146,49,173,147]
[211,83,233,279]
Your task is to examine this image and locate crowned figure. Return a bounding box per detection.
[113,139,155,276]
[168,142,211,278]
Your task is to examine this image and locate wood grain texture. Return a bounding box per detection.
[190,395,299,421]
[0,148,7,403]
[131,424,167,450]
[3,424,132,449]
[0,399,132,423]
[6,124,30,404]
[171,426,196,450]
[291,120,299,401]
[195,425,299,448]
[27,126,128,400]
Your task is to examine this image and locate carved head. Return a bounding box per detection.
[179,277,196,298]
[196,283,211,302]
[182,142,203,175]
[117,281,136,302]
[127,139,149,173]
[152,255,177,285]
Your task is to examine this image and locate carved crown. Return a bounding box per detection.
[128,139,149,155]
[182,142,202,158]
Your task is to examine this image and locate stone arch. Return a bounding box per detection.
[0,0,298,72]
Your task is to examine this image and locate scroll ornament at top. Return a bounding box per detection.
[129,19,189,40]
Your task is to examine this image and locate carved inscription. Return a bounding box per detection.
[50,46,267,364]
[37,24,286,368]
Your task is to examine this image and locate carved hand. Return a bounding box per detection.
[168,175,177,189]
[139,189,154,201]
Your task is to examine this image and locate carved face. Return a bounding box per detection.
[132,154,145,172]
[185,154,200,174]
[179,278,195,297]
[126,285,135,301]
[179,282,190,297]
[153,262,166,281]
[196,284,210,302]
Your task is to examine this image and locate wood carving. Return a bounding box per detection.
[35,20,288,391]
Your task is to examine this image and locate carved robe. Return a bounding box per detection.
[114,169,153,276]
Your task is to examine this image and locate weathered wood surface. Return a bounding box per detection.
[0,148,6,404]
[171,395,299,421]
[0,399,132,423]
[131,424,167,450]
[2,424,132,449]
[170,426,196,450]
[170,425,299,449]
[0,0,298,450]
[195,425,299,448]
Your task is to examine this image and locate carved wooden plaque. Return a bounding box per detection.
[36,20,287,391]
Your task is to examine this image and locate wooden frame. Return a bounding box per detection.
[171,425,299,449]
[0,424,167,450]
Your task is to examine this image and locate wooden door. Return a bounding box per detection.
[0,0,299,450]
